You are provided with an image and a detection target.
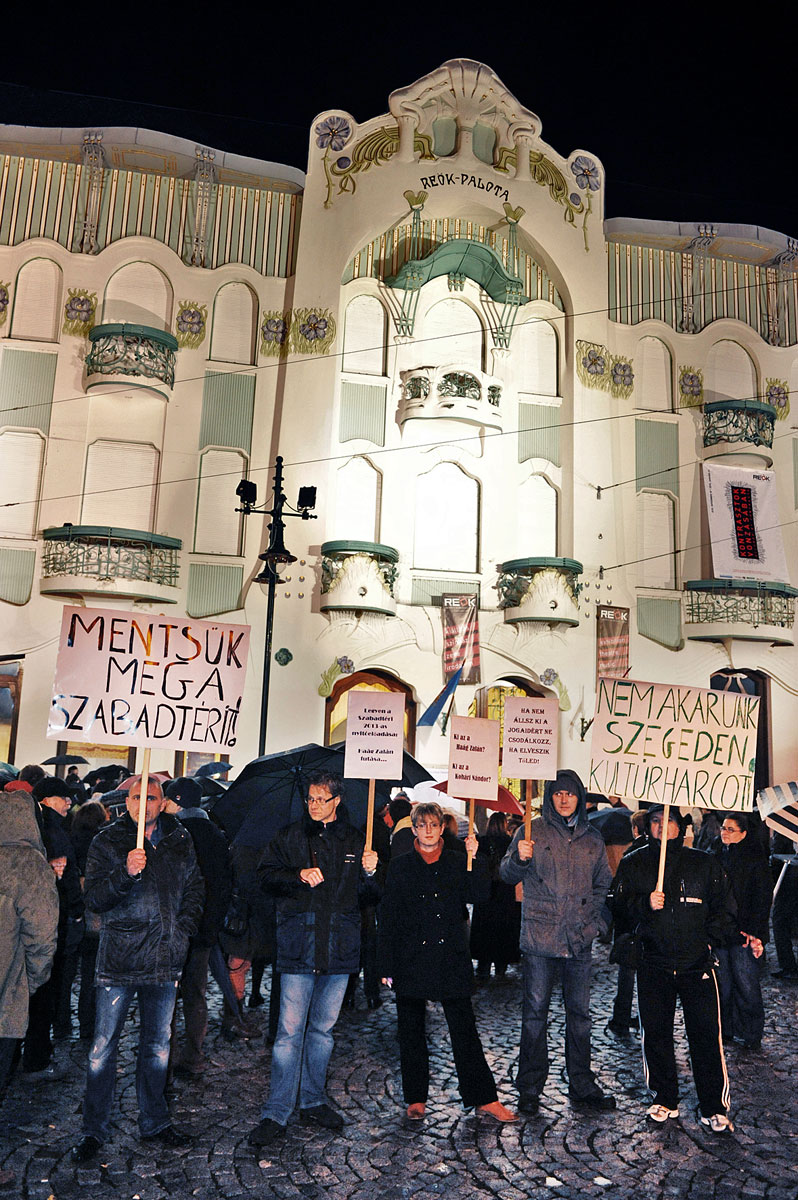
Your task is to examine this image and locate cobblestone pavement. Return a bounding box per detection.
[3,947,797,1200]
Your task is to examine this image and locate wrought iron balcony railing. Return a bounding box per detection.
[684,579,797,645]
[85,323,178,397]
[41,525,181,599]
[702,400,776,458]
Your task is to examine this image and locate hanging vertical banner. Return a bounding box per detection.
[502,696,559,779]
[596,605,630,681]
[703,463,790,584]
[441,593,480,685]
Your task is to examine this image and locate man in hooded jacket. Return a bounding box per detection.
[610,804,737,1133]
[499,769,613,1114]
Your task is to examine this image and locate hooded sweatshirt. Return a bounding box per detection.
[499,769,611,958]
[0,793,60,1037]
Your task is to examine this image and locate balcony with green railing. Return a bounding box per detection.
[320,540,399,617]
[702,400,776,465]
[40,525,182,603]
[84,324,178,398]
[496,557,583,626]
[684,579,798,645]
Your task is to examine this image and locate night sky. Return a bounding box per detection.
[1,19,792,237]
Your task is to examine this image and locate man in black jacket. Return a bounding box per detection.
[611,805,737,1134]
[249,772,378,1147]
[71,776,204,1163]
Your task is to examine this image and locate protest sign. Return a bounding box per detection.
[503,696,559,840]
[343,689,405,851]
[48,606,250,753]
[343,691,405,779]
[448,716,500,870]
[503,697,559,780]
[48,606,251,849]
[589,676,758,813]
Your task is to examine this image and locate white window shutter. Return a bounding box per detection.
[194,449,245,554]
[342,296,386,375]
[414,463,479,571]
[423,299,483,372]
[11,260,62,342]
[518,475,557,556]
[334,457,381,542]
[103,263,172,330]
[517,319,558,397]
[82,441,159,531]
[210,284,257,365]
[0,431,44,536]
[637,491,676,588]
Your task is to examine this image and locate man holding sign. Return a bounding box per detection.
[249,772,379,1148]
[71,777,204,1163]
[610,805,738,1133]
[500,770,613,1115]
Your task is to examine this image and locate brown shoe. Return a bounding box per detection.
[477,1101,519,1123]
[406,1103,426,1120]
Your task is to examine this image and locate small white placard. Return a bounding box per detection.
[343,690,405,779]
[502,696,559,779]
[447,716,500,800]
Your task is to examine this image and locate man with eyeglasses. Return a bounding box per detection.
[249,771,378,1148]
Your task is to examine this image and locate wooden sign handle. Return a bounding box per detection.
[655,800,670,894]
[524,783,532,842]
[467,797,475,872]
[365,778,375,854]
[136,746,151,851]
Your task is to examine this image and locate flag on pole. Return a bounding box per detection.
[418,665,463,727]
[758,782,798,841]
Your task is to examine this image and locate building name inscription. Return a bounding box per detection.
[419,174,511,202]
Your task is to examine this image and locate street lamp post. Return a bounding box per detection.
[236,456,316,756]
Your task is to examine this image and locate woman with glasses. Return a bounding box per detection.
[377,801,516,1123]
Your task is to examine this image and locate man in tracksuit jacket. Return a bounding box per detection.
[249,772,378,1146]
[610,804,737,1133]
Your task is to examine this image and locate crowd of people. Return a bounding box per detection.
[1,756,795,1186]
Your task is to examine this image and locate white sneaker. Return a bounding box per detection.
[700,1113,734,1134]
[646,1104,679,1123]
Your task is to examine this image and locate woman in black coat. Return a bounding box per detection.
[469,812,519,978]
[377,801,516,1123]
[712,814,772,1050]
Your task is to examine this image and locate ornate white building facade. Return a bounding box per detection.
[2,60,797,791]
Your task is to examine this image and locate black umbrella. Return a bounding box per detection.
[83,764,130,789]
[194,761,232,778]
[588,806,634,845]
[42,753,89,766]
[212,741,433,849]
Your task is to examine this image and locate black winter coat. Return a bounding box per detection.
[377,847,489,999]
[178,814,233,947]
[258,812,378,975]
[84,812,204,985]
[610,841,736,971]
[713,838,773,944]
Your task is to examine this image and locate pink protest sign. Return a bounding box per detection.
[47,605,250,753]
[343,690,405,779]
[447,716,500,800]
[502,696,559,779]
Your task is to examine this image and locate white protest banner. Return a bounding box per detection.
[589,676,759,812]
[448,715,500,871]
[343,690,405,779]
[502,696,559,780]
[48,605,250,754]
[703,462,790,584]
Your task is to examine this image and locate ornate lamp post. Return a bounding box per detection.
[237,456,316,756]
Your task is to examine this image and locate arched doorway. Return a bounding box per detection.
[710,669,770,796]
[325,669,416,752]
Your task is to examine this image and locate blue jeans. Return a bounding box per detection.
[82,982,178,1142]
[715,945,765,1046]
[261,973,348,1125]
[518,950,597,1099]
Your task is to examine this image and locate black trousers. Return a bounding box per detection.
[637,959,729,1116]
[395,995,497,1108]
